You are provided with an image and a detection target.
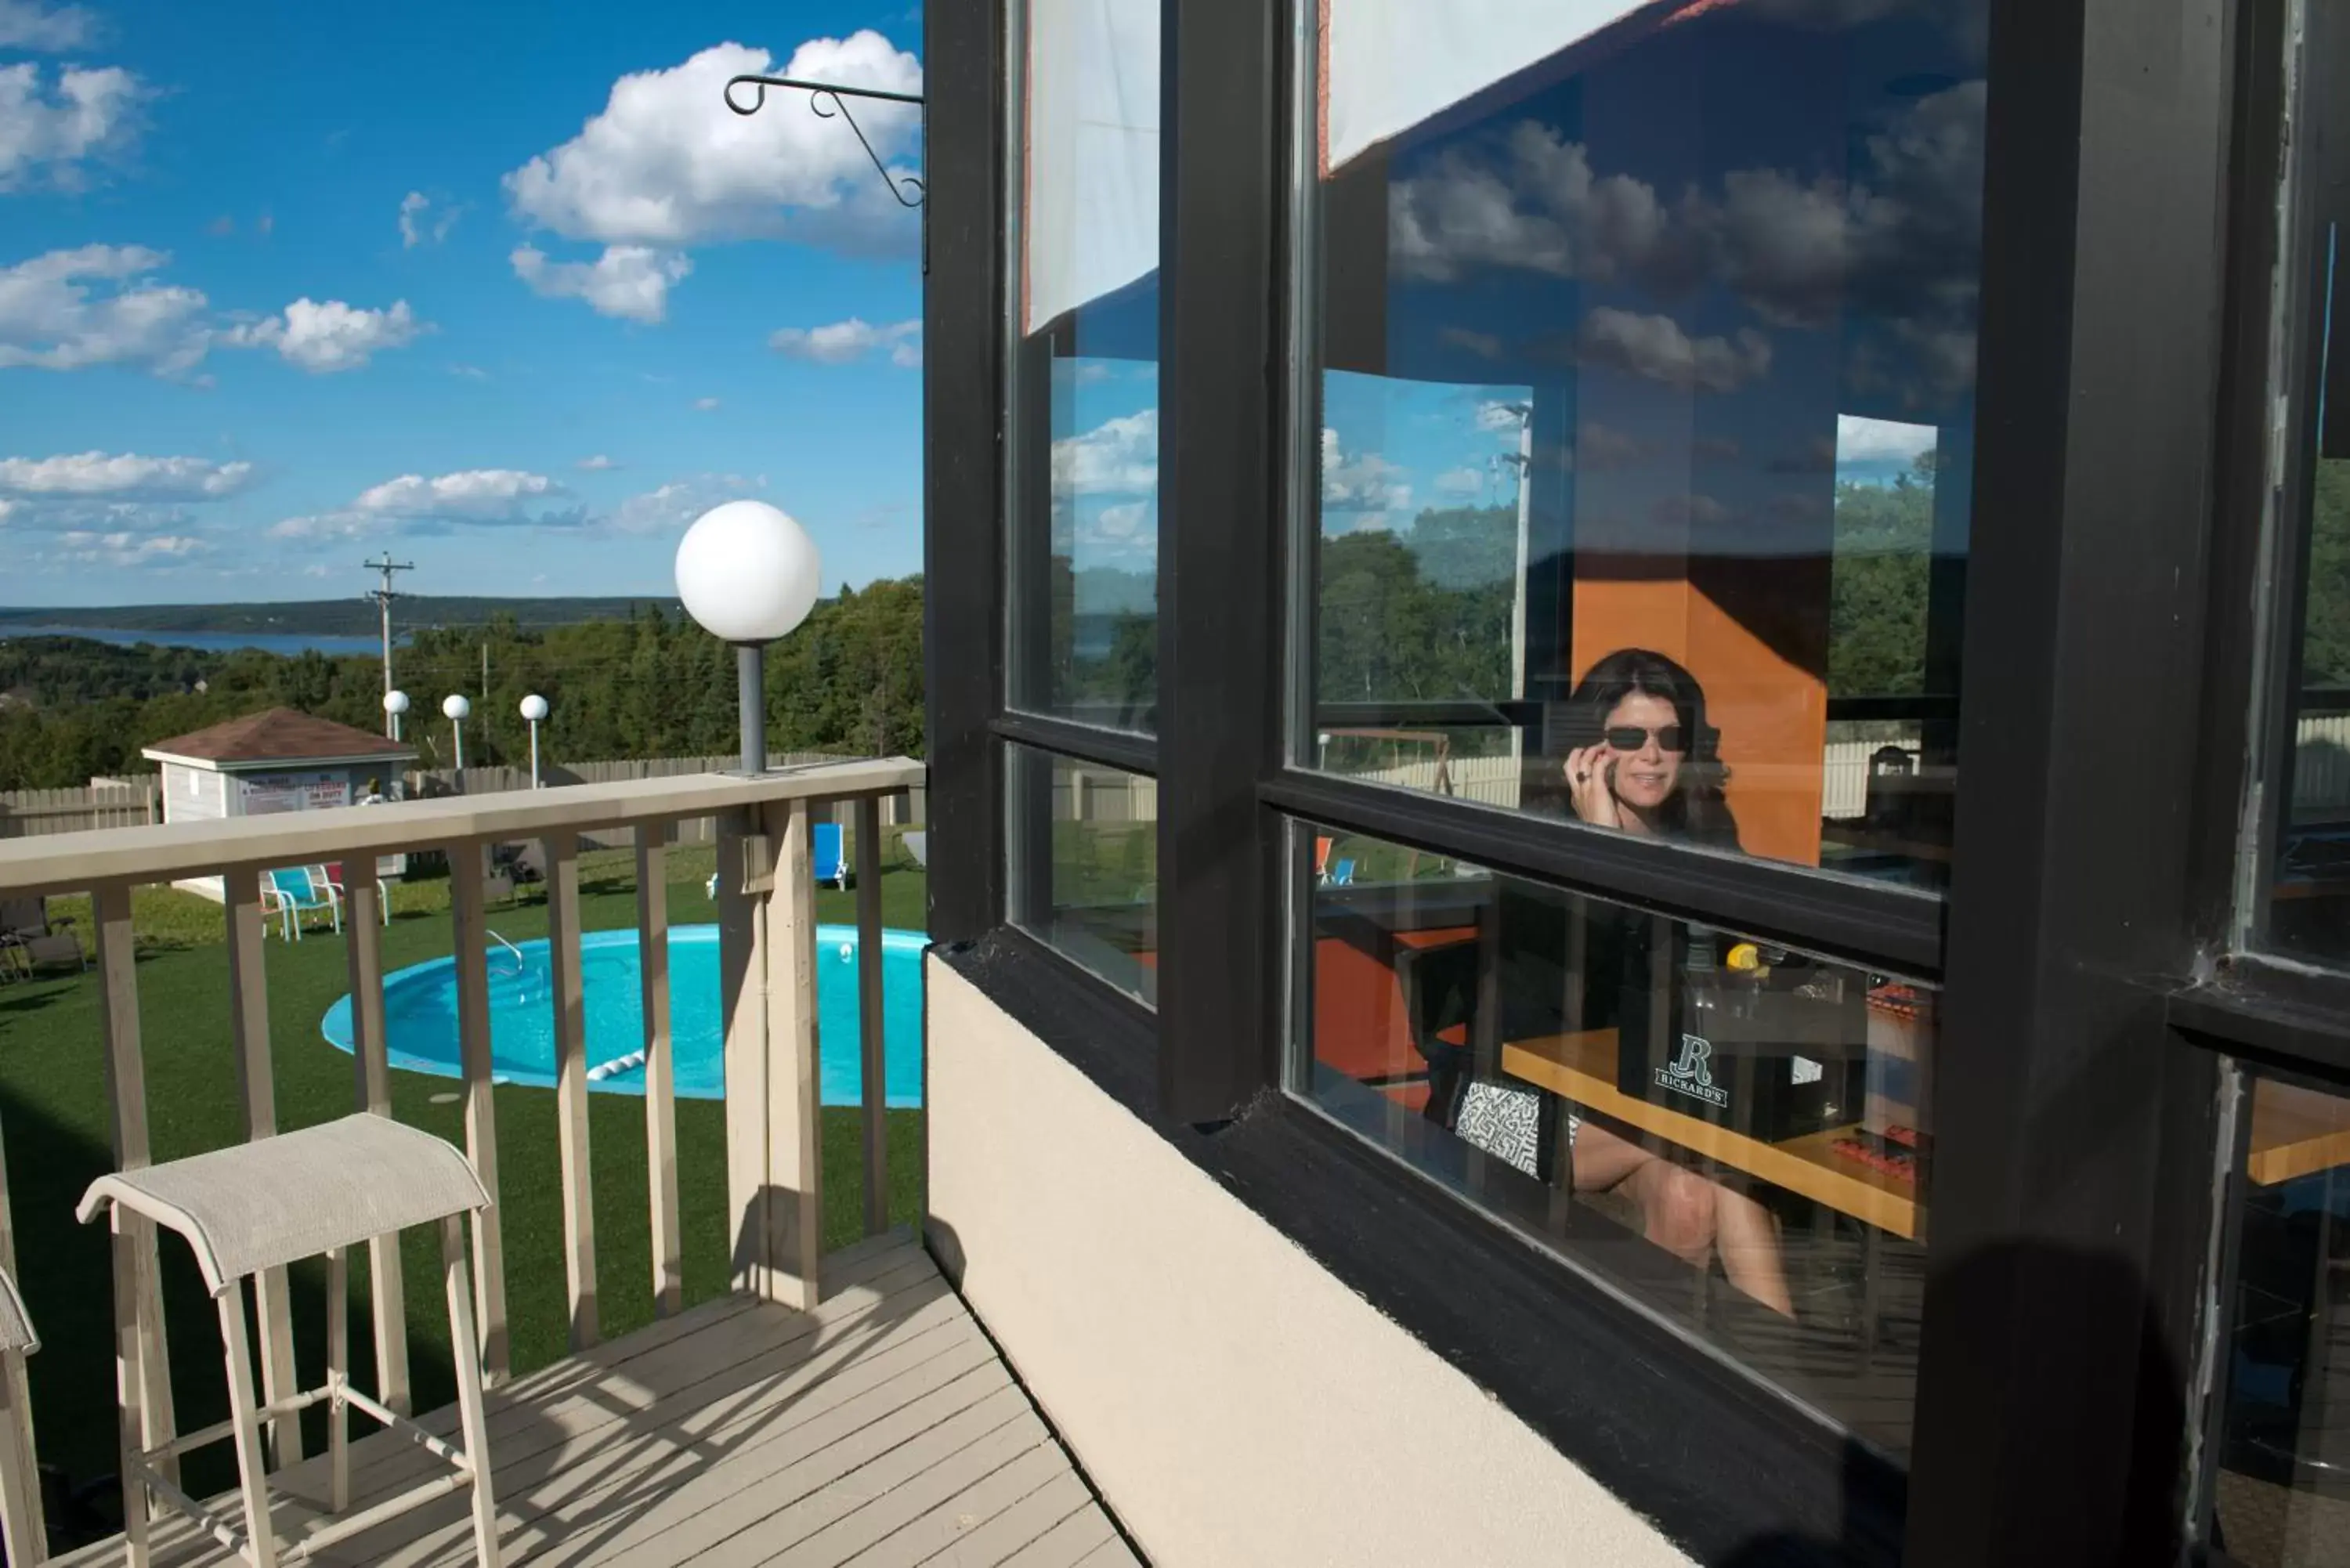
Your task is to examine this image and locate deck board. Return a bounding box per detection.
[53,1236,1137,1568]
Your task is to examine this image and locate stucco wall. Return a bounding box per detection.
[925,956,1694,1568]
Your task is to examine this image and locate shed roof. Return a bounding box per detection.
[142,708,416,768]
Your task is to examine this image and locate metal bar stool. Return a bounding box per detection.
[0,1267,41,1566]
[77,1114,501,1567]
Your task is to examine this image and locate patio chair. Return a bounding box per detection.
[814,821,851,887]
[1,895,84,978]
[260,866,341,941]
[78,1115,503,1567]
[319,863,392,928]
[1330,858,1358,887]
[0,1265,38,1566]
[1314,836,1333,883]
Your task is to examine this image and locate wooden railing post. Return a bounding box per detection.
[0,1111,45,1564]
[448,844,509,1382]
[92,883,177,1500]
[855,796,888,1236]
[339,858,411,1413]
[768,798,822,1310]
[544,831,598,1349]
[225,870,305,1470]
[638,829,682,1317]
[718,808,772,1299]
[718,798,822,1310]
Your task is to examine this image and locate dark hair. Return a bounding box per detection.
[1557,647,1740,850]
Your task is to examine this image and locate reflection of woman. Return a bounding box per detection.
[1553,649,1790,1314]
[1560,648,1739,847]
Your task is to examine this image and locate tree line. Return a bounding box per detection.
[0,578,924,791]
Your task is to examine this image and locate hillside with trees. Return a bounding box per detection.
[0,580,922,789]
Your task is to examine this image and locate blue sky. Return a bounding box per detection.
[0,0,927,605]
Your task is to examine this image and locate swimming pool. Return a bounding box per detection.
[320,925,926,1107]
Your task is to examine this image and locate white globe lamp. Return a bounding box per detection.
[382,687,410,742]
[442,692,472,772]
[674,500,822,775]
[519,693,550,789]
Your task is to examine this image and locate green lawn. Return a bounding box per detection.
[1,834,928,1513]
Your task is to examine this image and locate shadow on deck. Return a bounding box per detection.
[55,1233,1137,1568]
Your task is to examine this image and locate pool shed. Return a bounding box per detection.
[142,707,415,900]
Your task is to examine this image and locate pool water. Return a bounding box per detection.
[321,925,926,1107]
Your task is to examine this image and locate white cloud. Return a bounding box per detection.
[0,497,13,522]
[1093,500,1151,539]
[0,451,255,500]
[1321,428,1413,512]
[0,245,209,374]
[272,468,577,540]
[511,243,689,323]
[448,363,489,381]
[396,190,465,248]
[50,529,204,565]
[1574,309,1772,393]
[222,298,425,372]
[503,35,923,262]
[692,395,721,411]
[768,315,920,367]
[0,2,97,50]
[1052,407,1157,496]
[1434,466,1484,498]
[606,473,758,535]
[577,453,617,471]
[0,60,139,190]
[1835,413,1938,468]
[1475,399,1526,435]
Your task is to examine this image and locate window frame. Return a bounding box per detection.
[924,0,2270,1563]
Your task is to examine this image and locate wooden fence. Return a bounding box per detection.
[0,753,927,843]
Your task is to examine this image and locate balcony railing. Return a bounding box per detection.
[0,757,926,1563]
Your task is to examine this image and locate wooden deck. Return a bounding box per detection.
[57,1234,1138,1568]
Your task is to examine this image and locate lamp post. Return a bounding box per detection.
[674,500,822,775]
[443,692,471,773]
[384,688,410,742]
[520,693,549,789]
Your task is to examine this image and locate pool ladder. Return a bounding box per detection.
[488,930,526,977]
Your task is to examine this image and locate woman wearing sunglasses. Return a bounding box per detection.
[1560,647,1740,847]
[1544,648,1790,1313]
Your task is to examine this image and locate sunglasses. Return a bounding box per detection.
[1603,724,1687,753]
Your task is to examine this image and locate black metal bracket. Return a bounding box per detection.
[723,74,927,208]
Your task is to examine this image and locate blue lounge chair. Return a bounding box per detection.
[1329,858,1358,887]
[814,821,851,887]
[260,865,342,940]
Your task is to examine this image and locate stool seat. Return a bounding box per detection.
[77,1114,489,1297]
[0,1268,32,1357]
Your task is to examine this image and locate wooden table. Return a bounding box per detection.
[2247,1077,2350,1187]
[1501,1028,1922,1241]
[1502,1033,2350,1237]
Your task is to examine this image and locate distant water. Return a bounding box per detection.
[0,624,391,656]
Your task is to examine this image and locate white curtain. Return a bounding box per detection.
[1325,0,1665,172]
[1023,0,1161,335]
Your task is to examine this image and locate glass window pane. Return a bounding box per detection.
[1006,0,1162,735]
[1290,1,1986,892]
[1292,822,1934,1456]
[2263,6,2350,964]
[1007,743,1158,1003]
[2209,1075,2350,1566]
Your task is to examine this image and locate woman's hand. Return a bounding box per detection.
[1564,745,1620,829]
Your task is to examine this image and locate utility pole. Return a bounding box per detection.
[363,554,414,735]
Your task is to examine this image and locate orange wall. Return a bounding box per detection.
[1568,576,1828,867]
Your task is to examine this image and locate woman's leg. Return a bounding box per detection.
[1571,1122,1792,1316]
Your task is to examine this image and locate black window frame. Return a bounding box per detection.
[923,0,2294,1563]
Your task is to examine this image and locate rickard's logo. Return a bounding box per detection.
[1655,1033,1730,1108]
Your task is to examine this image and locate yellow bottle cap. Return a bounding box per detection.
[1726,942,1762,972]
